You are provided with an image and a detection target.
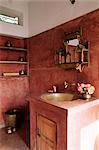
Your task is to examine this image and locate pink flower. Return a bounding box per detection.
[88,86,95,94]
[85,84,91,88]
[80,83,85,88]
[77,83,95,95]
[77,86,83,93]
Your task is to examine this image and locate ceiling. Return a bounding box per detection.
[0,0,99,37]
[28,0,99,36]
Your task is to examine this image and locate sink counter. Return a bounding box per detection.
[28,94,99,150]
[28,94,99,113]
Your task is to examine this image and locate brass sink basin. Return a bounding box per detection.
[40,93,78,101]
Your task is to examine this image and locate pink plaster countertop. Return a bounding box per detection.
[28,94,99,150]
[28,94,99,113]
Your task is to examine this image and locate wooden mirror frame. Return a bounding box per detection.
[64,27,82,42]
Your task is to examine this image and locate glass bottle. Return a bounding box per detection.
[61,49,65,64]
[66,50,71,63]
[74,46,81,63]
[63,40,71,63]
[58,51,62,64]
[57,48,65,64]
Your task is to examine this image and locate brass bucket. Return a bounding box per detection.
[5,113,16,127]
[5,109,18,133]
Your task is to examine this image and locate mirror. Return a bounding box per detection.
[68,39,79,46]
[64,27,81,41]
[64,27,81,47]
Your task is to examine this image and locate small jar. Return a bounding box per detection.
[19,70,25,75]
[18,57,24,62]
[5,41,12,47]
[82,93,91,99]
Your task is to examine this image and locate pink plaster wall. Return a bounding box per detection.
[29,9,99,97]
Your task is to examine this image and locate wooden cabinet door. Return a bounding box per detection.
[37,114,57,150]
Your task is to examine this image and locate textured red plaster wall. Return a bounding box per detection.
[0,36,29,123]
[0,77,29,121]
[76,9,99,97]
[29,9,99,97]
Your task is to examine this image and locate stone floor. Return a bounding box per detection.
[0,128,30,150]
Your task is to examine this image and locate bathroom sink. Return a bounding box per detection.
[40,93,78,101]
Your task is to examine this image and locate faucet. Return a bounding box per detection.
[53,85,57,93]
[64,81,68,89]
[48,85,57,93]
[64,81,76,89]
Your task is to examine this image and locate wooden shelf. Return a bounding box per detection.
[0,75,28,78]
[0,61,28,64]
[0,46,27,51]
[57,62,80,69]
[57,62,88,69]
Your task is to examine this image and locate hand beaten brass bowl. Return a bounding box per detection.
[41,93,78,101]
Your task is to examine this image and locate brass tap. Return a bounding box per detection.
[64,81,76,88]
[48,85,57,93]
[64,81,68,88]
[53,85,57,93]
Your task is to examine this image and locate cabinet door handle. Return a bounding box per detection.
[37,128,41,137]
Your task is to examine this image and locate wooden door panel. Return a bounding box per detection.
[37,135,55,150]
[37,114,57,150]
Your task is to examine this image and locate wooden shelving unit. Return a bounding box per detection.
[0,38,29,77]
[55,41,89,72]
[55,27,90,72]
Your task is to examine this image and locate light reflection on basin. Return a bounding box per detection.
[41,93,78,101]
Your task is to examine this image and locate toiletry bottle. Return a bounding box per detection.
[58,51,62,64]
[61,49,65,64]
[74,47,81,63]
[66,49,71,63]
[63,40,71,63]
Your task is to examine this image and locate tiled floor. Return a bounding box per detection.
[0,128,30,150]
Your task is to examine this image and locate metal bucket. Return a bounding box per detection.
[5,109,19,133]
[5,113,16,127]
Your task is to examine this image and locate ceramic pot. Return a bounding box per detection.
[83,93,91,99]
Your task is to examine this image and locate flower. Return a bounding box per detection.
[77,83,95,95]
